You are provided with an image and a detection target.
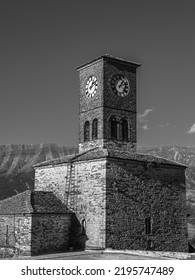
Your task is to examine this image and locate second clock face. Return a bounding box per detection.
[111,74,130,97]
[85,76,98,98]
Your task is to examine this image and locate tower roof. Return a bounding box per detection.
[33,147,187,169]
[76,54,141,71]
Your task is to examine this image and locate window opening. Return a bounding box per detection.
[92,118,98,140]
[121,119,128,141]
[145,218,151,234]
[110,117,118,139]
[81,219,86,234]
[84,121,90,142]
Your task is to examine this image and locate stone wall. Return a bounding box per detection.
[34,155,188,253]
[74,159,107,249]
[34,164,68,203]
[0,214,31,257]
[106,159,188,252]
[35,159,107,250]
[31,213,72,255]
[0,213,73,257]
[103,59,137,112]
[79,139,104,153]
[79,139,136,154]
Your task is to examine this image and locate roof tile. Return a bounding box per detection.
[33,147,186,168]
[0,190,70,214]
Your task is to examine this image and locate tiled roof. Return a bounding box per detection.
[31,191,69,213]
[33,147,186,168]
[33,154,77,167]
[76,54,141,71]
[0,190,69,215]
[0,190,33,214]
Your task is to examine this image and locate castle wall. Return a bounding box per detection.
[106,159,188,252]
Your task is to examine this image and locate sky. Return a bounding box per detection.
[0,0,195,148]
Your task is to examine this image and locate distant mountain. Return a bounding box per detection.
[0,144,77,200]
[0,144,195,247]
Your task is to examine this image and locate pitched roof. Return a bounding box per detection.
[31,191,69,213]
[76,54,141,71]
[0,190,69,215]
[33,147,186,168]
[0,190,33,214]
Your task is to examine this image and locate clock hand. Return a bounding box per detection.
[118,80,125,88]
[121,81,125,87]
[89,81,96,90]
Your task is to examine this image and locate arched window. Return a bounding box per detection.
[81,219,86,234]
[110,116,118,140]
[121,118,128,141]
[145,218,151,235]
[84,121,90,142]
[92,118,98,140]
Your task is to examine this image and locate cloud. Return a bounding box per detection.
[138,108,153,124]
[142,124,149,130]
[138,108,153,130]
[188,123,195,134]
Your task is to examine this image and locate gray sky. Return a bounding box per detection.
[0,0,195,147]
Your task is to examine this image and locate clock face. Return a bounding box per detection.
[111,74,130,97]
[85,76,98,98]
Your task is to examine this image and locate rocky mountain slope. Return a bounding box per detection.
[0,144,77,200]
[0,144,195,246]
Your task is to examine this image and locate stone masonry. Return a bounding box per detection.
[77,55,138,153]
[34,147,188,252]
[35,157,107,250]
[106,158,188,252]
[0,191,73,257]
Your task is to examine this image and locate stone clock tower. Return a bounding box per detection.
[76,55,140,153]
[33,54,188,254]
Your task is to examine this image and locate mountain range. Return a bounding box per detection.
[0,144,77,200]
[0,144,195,247]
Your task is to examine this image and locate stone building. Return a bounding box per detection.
[0,190,74,257]
[0,55,188,257]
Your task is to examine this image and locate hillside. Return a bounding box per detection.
[0,144,77,200]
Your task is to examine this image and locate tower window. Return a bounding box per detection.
[121,118,128,141]
[145,218,151,235]
[110,116,118,140]
[92,118,98,140]
[84,121,90,142]
[81,219,86,234]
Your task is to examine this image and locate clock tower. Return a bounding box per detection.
[76,55,140,153]
[33,54,188,254]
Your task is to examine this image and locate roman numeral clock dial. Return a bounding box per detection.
[111,74,130,97]
[85,76,98,98]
